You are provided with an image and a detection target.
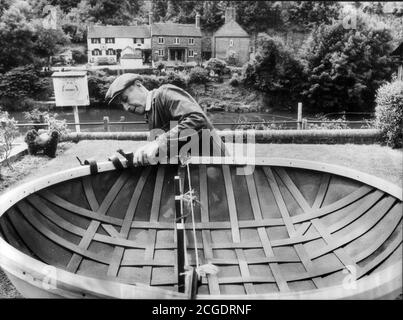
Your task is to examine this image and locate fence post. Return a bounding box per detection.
[103,116,109,132]
[302,118,308,130]
[297,102,302,130]
[120,116,125,132]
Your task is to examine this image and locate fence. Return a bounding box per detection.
[13,103,373,132]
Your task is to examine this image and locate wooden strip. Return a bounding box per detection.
[175,173,186,292]
[210,255,301,264]
[143,229,157,285]
[222,165,240,243]
[263,167,325,288]
[357,232,402,279]
[310,197,397,260]
[245,173,289,292]
[235,249,256,295]
[312,174,331,209]
[82,176,99,211]
[17,202,111,265]
[39,190,124,226]
[199,165,220,295]
[107,168,151,277]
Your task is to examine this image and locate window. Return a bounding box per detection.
[92,49,101,56]
[158,37,164,44]
[174,38,180,44]
[229,39,234,47]
[91,38,101,44]
[249,46,254,53]
[134,38,145,44]
[105,38,115,44]
[106,49,116,55]
[188,38,194,45]
[188,49,194,57]
[158,49,164,56]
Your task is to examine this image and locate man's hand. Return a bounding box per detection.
[133,140,160,166]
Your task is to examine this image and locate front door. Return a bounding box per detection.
[169,49,185,62]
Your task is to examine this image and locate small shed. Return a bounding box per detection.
[391,42,403,80]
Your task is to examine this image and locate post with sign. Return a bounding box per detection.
[52,71,90,132]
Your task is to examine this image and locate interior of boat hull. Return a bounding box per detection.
[0,163,401,298]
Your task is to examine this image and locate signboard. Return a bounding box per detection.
[52,71,89,107]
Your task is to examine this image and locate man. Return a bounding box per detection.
[105,73,224,165]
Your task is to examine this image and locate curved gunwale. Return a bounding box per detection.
[0,157,401,299]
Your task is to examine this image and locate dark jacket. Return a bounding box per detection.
[146,84,225,157]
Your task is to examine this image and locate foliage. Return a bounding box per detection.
[155,61,166,71]
[0,65,51,101]
[242,34,306,100]
[374,80,403,148]
[229,74,240,87]
[160,71,188,89]
[0,110,19,171]
[205,58,227,76]
[87,70,114,101]
[72,49,87,64]
[299,14,395,113]
[188,67,209,84]
[23,108,69,135]
[304,116,349,130]
[282,1,341,30]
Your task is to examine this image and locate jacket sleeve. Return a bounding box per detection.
[154,86,210,146]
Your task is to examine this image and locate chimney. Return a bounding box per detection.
[225,7,236,24]
[149,12,153,25]
[195,13,200,28]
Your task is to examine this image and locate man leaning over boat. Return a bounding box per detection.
[105,73,226,165]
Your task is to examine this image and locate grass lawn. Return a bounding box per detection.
[0,140,401,298]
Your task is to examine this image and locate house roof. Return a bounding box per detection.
[88,25,151,38]
[151,23,202,37]
[214,20,249,38]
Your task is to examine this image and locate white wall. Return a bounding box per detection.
[120,58,144,69]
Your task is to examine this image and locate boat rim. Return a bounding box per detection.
[0,157,401,299]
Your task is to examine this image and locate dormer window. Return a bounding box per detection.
[91,38,101,44]
[105,38,115,44]
[188,38,194,45]
[174,38,180,44]
[158,37,164,44]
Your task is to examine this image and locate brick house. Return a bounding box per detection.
[213,7,251,66]
[151,15,202,67]
[87,25,151,66]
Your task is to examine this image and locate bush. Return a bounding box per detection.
[0,65,51,101]
[242,34,306,101]
[229,74,240,87]
[23,108,69,135]
[206,58,227,76]
[160,72,188,89]
[374,80,403,148]
[188,67,209,84]
[155,61,166,71]
[0,110,18,171]
[300,13,395,113]
[72,50,88,64]
[87,70,115,102]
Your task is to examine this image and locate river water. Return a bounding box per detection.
[9,106,372,133]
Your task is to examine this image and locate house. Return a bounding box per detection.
[391,42,403,81]
[151,14,202,67]
[213,7,251,66]
[87,25,151,66]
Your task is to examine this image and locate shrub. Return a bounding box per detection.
[23,108,69,135]
[374,80,403,148]
[242,34,306,102]
[155,61,166,71]
[87,70,114,102]
[160,72,188,89]
[188,67,209,84]
[0,65,50,101]
[0,110,18,171]
[206,58,227,76]
[229,74,240,87]
[72,50,88,64]
[300,13,395,113]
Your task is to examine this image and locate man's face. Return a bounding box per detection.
[120,83,147,115]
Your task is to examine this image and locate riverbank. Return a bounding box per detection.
[0,141,401,298]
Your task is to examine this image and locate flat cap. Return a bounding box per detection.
[105,73,141,105]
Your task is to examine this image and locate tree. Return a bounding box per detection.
[0,1,36,72]
[84,0,141,25]
[300,14,395,113]
[282,1,341,30]
[242,34,306,108]
[32,25,70,60]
